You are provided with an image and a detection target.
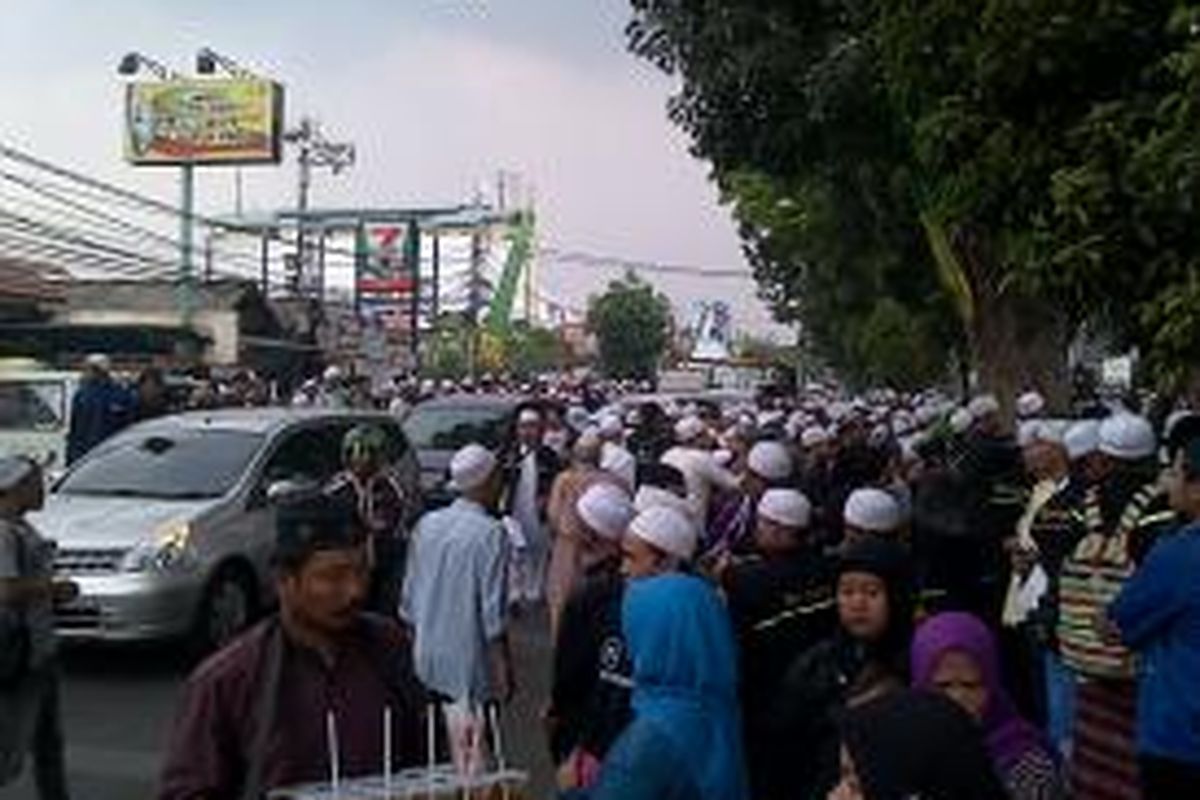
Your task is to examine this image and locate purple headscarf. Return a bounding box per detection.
[910,611,1050,774]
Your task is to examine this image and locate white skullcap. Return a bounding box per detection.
[1017,391,1046,419]
[758,488,812,529]
[518,408,543,425]
[576,483,636,541]
[633,485,692,516]
[675,415,705,443]
[844,488,903,533]
[600,444,636,486]
[597,413,623,438]
[950,408,974,434]
[968,394,1001,419]
[1064,420,1101,461]
[85,353,111,371]
[1099,413,1156,460]
[449,444,497,492]
[323,365,342,381]
[747,440,793,481]
[628,504,698,561]
[801,426,830,448]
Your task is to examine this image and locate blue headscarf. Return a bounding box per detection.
[622,573,749,800]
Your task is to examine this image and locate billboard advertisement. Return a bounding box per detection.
[124,79,284,165]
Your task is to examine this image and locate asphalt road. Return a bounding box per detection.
[6,608,556,800]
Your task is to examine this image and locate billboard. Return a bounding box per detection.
[124,79,284,165]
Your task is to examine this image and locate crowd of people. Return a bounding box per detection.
[4,370,1200,800]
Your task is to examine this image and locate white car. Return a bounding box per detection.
[31,407,419,650]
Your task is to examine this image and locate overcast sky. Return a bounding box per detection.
[0,0,788,338]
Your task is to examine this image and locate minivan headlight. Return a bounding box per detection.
[120,520,198,573]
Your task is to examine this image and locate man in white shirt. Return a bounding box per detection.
[661,415,741,526]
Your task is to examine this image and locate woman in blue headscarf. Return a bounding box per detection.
[575,572,749,800]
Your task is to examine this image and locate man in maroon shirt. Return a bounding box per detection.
[158,494,427,800]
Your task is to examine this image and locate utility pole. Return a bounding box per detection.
[283,117,354,299]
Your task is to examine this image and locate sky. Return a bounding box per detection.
[0,0,788,338]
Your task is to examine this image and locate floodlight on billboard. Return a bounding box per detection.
[124,78,284,165]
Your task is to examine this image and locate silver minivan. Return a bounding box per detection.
[30,407,419,650]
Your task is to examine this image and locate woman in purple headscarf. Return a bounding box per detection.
[911,611,1065,800]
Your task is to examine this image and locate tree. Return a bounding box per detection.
[505,322,565,379]
[628,1,1200,402]
[587,272,672,380]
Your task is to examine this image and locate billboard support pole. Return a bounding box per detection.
[179,162,196,326]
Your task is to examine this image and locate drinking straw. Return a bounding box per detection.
[326,711,341,800]
[384,706,393,798]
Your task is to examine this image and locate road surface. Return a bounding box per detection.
[7,608,556,799]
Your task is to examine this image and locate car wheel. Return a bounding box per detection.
[194,566,257,654]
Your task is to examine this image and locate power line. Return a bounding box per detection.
[538,245,752,279]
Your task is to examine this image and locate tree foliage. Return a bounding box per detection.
[587,272,672,380]
[628,1,1200,395]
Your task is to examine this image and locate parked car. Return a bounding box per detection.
[30,407,419,650]
[401,394,527,508]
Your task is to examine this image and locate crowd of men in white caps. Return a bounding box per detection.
[5,380,1200,800]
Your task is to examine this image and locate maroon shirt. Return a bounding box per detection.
[158,615,426,800]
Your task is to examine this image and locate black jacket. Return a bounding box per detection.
[549,566,631,763]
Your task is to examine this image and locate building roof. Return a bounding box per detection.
[63,278,260,313]
[0,257,68,304]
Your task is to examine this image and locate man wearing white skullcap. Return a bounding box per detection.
[547,487,688,775]
[720,486,834,797]
[545,482,634,635]
[403,443,513,714]
[595,411,636,490]
[843,487,905,545]
[67,351,136,464]
[707,440,795,559]
[545,433,619,627]
[1055,412,1179,796]
[661,416,740,525]
[503,405,564,606]
[622,505,699,577]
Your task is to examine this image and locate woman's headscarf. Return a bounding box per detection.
[910,611,1050,773]
[839,690,1009,800]
[622,573,749,800]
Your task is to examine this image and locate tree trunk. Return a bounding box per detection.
[954,227,1071,426]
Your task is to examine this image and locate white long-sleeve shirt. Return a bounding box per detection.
[660,445,741,524]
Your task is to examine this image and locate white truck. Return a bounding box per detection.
[0,359,81,470]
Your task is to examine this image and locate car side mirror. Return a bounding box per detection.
[264,477,319,505]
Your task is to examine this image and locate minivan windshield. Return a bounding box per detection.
[57,429,264,499]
